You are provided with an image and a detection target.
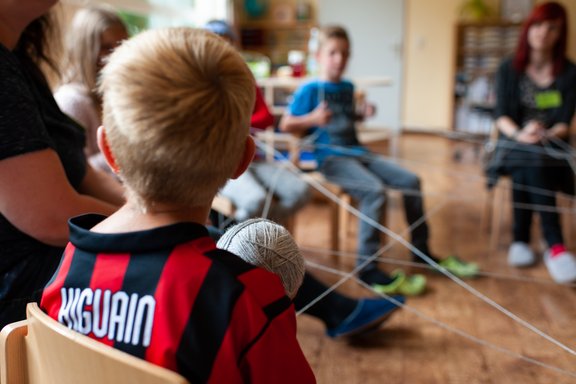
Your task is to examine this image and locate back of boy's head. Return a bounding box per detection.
[318,25,350,49]
[99,27,255,209]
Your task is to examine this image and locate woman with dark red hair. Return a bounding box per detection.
[491,2,576,283]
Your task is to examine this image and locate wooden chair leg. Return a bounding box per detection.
[482,188,494,234]
[338,193,352,253]
[330,198,340,265]
[558,193,574,250]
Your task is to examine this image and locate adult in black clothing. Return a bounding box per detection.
[489,1,576,283]
[0,3,124,328]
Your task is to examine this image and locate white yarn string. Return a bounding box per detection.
[253,132,576,357]
[254,135,576,217]
[306,259,576,380]
[300,246,576,288]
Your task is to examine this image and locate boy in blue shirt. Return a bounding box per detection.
[280,25,478,295]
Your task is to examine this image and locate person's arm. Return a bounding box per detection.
[545,122,569,140]
[546,65,576,141]
[496,116,545,144]
[0,149,119,247]
[279,101,332,134]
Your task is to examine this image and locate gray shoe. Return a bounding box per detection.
[544,250,576,284]
[507,242,535,267]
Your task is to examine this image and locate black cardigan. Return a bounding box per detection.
[494,57,576,127]
[486,58,576,193]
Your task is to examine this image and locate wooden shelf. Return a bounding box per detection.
[235,0,317,69]
[452,21,521,134]
[240,20,315,29]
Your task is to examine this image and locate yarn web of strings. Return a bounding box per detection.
[251,129,576,379]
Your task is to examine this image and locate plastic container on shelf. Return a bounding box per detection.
[288,50,305,77]
[306,27,319,76]
[242,51,271,79]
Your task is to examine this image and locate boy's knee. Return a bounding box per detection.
[405,174,421,190]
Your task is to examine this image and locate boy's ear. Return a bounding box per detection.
[231,136,255,179]
[97,126,120,174]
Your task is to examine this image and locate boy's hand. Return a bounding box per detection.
[311,101,332,126]
[362,103,376,118]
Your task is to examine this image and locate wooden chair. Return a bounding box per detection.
[0,303,188,384]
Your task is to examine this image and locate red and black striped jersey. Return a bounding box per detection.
[41,214,315,384]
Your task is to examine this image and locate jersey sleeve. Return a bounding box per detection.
[208,268,315,384]
[238,301,316,383]
[0,48,52,161]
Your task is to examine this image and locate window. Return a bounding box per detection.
[63,0,230,33]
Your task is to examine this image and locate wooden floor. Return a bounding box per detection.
[292,133,576,384]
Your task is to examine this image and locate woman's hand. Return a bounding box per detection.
[516,120,546,144]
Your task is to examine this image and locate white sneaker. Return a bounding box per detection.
[544,250,576,284]
[507,242,535,267]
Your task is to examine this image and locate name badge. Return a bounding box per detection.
[535,90,562,109]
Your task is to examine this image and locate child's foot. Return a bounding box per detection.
[507,242,535,267]
[437,255,479,278]
[362,269,427,296]
[413,254,479,278]
[326,296,405,338]
[544,250,576,284]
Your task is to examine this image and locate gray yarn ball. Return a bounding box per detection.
[217,218,305,299]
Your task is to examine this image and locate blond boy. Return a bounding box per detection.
[280,25,477,296]
[41,27,315,383]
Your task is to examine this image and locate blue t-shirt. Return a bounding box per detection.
[288,79,367,164]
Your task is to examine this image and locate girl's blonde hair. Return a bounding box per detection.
[99,27,255,210]
[61,5,127,100]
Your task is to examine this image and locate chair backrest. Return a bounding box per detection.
[0,303,189,384]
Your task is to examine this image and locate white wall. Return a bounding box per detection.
[317,0,404,133]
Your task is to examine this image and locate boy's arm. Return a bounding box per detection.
[239,302,316,383]
[279,101,332,133]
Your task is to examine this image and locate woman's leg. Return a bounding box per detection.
[509,168,534,244]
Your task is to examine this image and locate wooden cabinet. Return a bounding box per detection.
[453,21,521,135]
[234,0,316,71]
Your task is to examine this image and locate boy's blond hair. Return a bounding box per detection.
[318,25,350,49]
[99,27,255,209]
